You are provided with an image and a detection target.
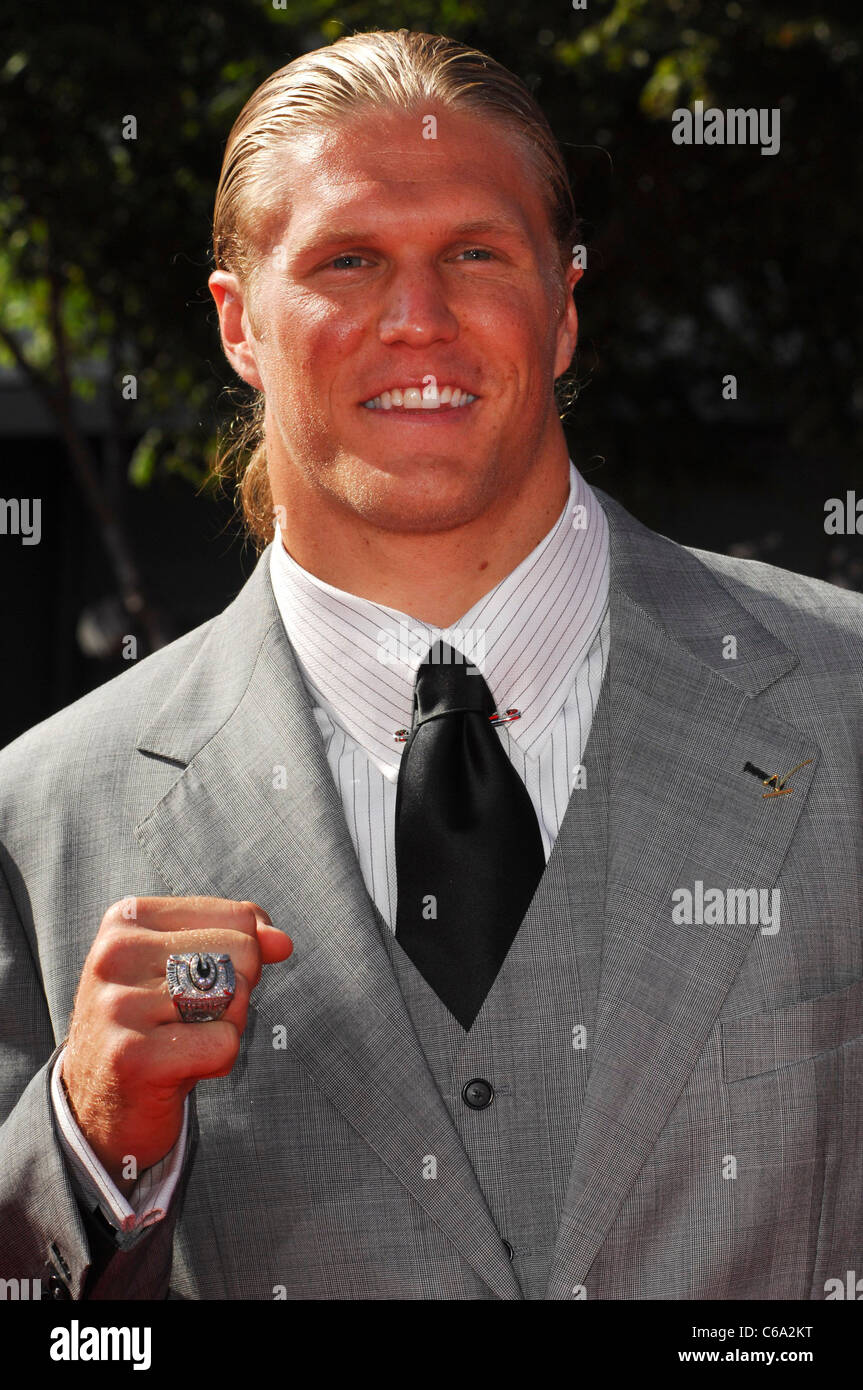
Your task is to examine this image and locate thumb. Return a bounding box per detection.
[250,905,293,963]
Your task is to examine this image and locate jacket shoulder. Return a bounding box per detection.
[683,544,863,689]
[688,544,863,631]
[598,485,863,654]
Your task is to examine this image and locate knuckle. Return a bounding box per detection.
[88,924,146,982]
[200,1024,241,1078]
[102,897,140,930]
[114,981,162,1029]
[102,1025,149,1083]
[99,980,133,1022]
[244,943,263,986]
[229,899,259,933]
[226,987,251,1033]
[87,930,125,981]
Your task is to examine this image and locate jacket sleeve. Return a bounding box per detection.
[0,848,180,1299]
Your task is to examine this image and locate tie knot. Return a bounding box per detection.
[413,640,495,724]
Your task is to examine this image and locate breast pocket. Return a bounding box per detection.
[721,975,863,1082]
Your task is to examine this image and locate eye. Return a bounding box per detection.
[456,247,495,261]
[328,254,371,270]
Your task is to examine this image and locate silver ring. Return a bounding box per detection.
[166,952,235,1023]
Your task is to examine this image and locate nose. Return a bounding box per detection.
[377,268,458,347]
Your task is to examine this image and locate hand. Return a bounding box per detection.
[62,896,293,1193]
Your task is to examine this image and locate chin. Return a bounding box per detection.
[343,470,491,534]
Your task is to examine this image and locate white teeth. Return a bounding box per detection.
[362,386,477,409]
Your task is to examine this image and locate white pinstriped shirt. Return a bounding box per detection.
[270,459,610,928]
[51,458,610,1235]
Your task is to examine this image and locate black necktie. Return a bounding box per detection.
[394,640,546,1029]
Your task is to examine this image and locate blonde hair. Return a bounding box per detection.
[210,28,581,550]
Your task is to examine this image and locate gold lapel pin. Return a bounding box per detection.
[743,759,813,797]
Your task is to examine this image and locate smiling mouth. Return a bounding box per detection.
[361,385,478,411]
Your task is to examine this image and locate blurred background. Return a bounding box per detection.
[1,0,860,747]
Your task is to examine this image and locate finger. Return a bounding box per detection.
[148,1015,249,1085]
[106,896,293,964]
[244,900,294,963]
[91,928,263,989]
[257,924,293,964]
[150,929,262,989]
[108,969,252,1034]
[106,896,282,942]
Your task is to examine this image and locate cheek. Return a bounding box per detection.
[294,290,365,354]
[271,302,368,407]
[472,288,557,362]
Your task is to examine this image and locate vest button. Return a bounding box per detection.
[462,1078,494,1110]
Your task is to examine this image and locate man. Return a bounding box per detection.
[0,29,861,1301]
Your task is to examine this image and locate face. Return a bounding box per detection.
[210,106,581,534]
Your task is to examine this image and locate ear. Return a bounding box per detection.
[208,270,264,390]
[552,260,583,380]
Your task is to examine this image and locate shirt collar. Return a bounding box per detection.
[269,459,609,781]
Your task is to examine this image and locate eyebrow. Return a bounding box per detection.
[293,216,531,259]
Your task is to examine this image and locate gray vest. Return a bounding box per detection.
[373,670,611,1298]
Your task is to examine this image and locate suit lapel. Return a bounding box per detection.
[545,491,820,1297]
[132,491,820,1302]
[134,551,521,1300]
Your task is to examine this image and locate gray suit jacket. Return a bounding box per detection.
[1,488,861,1299]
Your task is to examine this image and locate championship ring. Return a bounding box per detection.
[166,951,235,1023]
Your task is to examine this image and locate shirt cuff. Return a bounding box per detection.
[51,1046,189,1247]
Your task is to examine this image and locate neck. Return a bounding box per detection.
[271,444,572,628]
